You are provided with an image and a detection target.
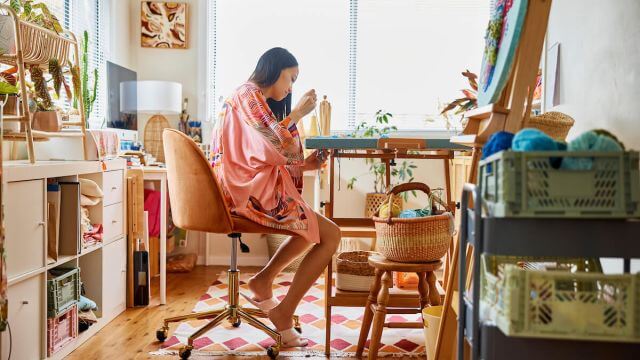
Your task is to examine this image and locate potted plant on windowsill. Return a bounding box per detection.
[346,110,418,217]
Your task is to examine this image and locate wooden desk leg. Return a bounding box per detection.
[368,271,392,360]
[324,261,332,356]
[356,268,383,357]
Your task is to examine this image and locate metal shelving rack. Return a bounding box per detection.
[458,183,640,360]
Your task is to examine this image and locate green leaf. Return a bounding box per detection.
[407,169,413,177]
[0,81,18,95]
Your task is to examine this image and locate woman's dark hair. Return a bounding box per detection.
[249,47,298,121]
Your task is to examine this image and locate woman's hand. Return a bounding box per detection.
[302,149,328,171]
[290,89,317,123]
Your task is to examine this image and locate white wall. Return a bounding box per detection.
[546,0,640,273]
[546,0,640,149]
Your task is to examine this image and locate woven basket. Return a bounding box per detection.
[365,192,402,218]
[524,111,575,141]
[266,234,310,272]
[336,251,377,292]
[373,182,452,263]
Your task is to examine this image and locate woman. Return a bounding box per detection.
[210,47,341,347]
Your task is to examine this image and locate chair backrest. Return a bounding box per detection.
[162,129,233,234]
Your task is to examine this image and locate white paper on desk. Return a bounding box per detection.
[546,42,560,107]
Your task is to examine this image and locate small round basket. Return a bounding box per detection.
[524,111,575,141]
[373,182,453,263]
[336,251,377,292]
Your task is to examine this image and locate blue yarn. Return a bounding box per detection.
[399,209,419,218]
[79,295,98,311]
[482,131,514,160]
[562,131,624,170]
[512,128,561,152]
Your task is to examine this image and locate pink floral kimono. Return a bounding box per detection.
[210,82,319,244]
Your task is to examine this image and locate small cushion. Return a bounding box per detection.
[80,178,103,198]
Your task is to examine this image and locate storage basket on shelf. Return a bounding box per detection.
[373,182,453,263]
[480,150,640,218]
[336,251,377,292]
[524,111,575,141]
[480,255,640,342]
[47,267,80,318]
[365,192,402,218]
[47,304,78,356]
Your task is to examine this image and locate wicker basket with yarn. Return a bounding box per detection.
[336,251,377,292]
[373,182,453,263]
[365,192,402,218]
[266,234,310,272]
[524,111,575,141]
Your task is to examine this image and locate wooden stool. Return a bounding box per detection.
[356,254,442,359]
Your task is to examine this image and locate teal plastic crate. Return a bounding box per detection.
[47,267,80,318]
[480,151,640,218]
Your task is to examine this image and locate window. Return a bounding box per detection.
[39,0,106,127]
[205,0,490,131]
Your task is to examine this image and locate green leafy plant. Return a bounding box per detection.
[440,70,478,126]
[78,30,97,127]
[28,64,53,111]
[8,0,63,33]
[346,110,418,200]
[48,58,71,100]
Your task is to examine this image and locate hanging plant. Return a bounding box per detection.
[29,64,53,111]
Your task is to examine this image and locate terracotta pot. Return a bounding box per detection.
[32,111,62,132]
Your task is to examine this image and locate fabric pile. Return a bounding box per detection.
[79,178,103,248]
[78,293,99,332]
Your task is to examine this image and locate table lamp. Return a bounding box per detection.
[121,80,182,163]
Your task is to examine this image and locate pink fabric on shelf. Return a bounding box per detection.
[144,189,161,237]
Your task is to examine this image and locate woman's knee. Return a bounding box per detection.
[317,214,341,250]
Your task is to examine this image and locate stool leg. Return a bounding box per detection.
[427,271,441,306]
[417,272,429,310]
[356,268,383,357]
[368,270,392,360]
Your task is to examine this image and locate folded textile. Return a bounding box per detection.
[78,295,98,311]
[79,178,103,198]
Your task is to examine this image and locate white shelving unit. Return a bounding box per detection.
[1,159,126,359]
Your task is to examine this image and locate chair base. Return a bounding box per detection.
[156,269,301,359]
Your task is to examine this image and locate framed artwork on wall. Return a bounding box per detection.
[141,2,188,49]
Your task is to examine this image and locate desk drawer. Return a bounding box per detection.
[103,202,124,242]
[103,170,124,206]
[5,180,45,278]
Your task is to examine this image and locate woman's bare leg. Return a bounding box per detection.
[248,235,313,301]
[268,213,341,330]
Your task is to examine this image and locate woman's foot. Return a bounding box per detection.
[268,305,308,347]
[247,273,273,302]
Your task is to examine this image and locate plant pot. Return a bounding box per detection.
[2,95,17,115]
[0,15,16,56]
[32,111,62,132]
[365,192,402,218]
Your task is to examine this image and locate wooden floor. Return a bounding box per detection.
[66,265,423,360]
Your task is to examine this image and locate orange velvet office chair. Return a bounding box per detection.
[156,129,301,359]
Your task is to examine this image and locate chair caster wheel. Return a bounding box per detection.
[232,319,241,327]
[267,345,279,359]
[179,346,192,359]
[156,327,168,342]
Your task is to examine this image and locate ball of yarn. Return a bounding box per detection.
[562,130,624,170]
[512,128,561,152]
[398,209,419,218]
[593,129,625,150]
[482,131,514,160]
[378,202,401,218]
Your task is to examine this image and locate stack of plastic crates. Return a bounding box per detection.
[478,150,640,343]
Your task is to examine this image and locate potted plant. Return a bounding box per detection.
[29,64,62,132]
[440,69,478,130]
[346,110,418,217]
[0,76,19,132]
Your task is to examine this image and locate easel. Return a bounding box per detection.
[434,0,553,359]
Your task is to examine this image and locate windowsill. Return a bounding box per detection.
[328,129,462,139]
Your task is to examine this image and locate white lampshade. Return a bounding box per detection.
[120,80,182,115]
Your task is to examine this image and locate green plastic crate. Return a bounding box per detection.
[480,151,640,218]
[480,255,640,343]
[47,267,80,318]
